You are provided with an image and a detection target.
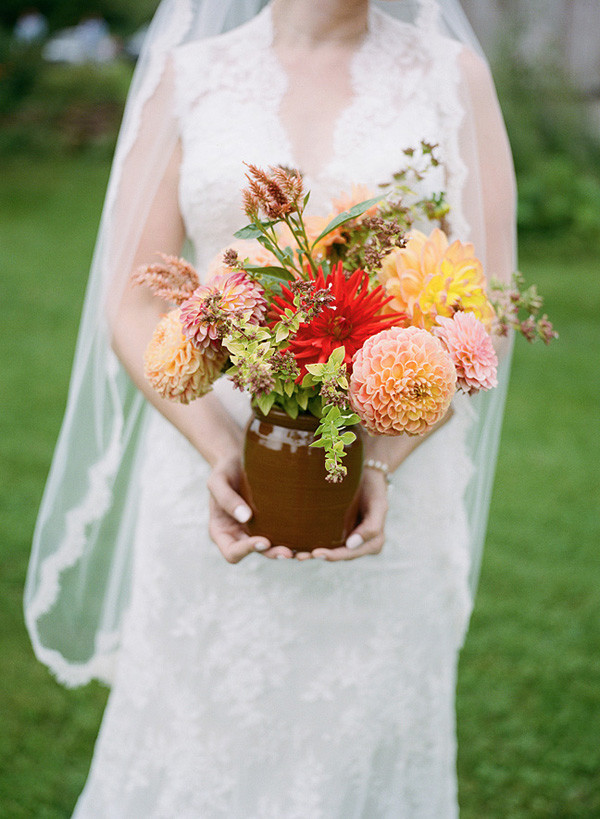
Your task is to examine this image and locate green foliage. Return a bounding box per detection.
[303,349,360,483]
[311,194,383,245]
[494,52,600,246]
[0,57,133,157]
[1,0,158,34]
[0,32,44,115]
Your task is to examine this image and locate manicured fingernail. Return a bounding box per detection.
[313,553,329,560]
[254,541,269,552]
[346,533,364,550]
[233,505,251,523]
[276,554,289,560]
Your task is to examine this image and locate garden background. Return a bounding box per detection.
[1,1,599,816]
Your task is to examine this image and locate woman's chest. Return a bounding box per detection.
[174,27,453,266]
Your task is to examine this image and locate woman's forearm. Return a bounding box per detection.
[112,290,243,467]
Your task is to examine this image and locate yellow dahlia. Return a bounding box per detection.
[349,326,456,436]
[144,309,225,404]
[378,228,495,331]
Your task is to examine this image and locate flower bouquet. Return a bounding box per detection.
[134,146,556,550]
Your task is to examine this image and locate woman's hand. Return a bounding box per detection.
[308,468,388,562]
[207,456,295,562]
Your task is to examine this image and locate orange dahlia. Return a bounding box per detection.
[271,263,401,380]
[378,228,496,331]
[349,326,457,435]
[144,309,225,403]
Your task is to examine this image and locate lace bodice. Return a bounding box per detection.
[171,3,467,422]
[172,4,466,276]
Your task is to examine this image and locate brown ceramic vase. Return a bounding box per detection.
[240,406,363,551]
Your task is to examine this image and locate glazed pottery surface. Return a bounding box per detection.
[241,407,363,551]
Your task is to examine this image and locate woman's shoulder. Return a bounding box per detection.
[368,6,464,67]
[171,7,271,79]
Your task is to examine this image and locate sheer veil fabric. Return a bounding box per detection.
[25,0,515,690]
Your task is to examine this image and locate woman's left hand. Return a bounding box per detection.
[305,468,388,561]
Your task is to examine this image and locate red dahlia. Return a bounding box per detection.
[271,263,405,380]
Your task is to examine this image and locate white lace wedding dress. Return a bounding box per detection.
[73,6,477,817]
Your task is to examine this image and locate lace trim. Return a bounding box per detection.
[26,349,126,687]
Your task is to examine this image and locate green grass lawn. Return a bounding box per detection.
[1,154,598,818]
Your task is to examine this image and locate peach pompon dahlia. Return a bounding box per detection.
[435,312,498,394]
[378,228,496,331]
[180,271,266,350]
[349,326,456,435]
[144,309,225,403]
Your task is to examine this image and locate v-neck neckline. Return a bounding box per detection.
[261,3,377,186]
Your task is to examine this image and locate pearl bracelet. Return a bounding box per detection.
[364,458,392,484]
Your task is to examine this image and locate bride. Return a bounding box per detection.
[25,0,515,815]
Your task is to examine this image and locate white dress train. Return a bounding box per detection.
[73,7,476,817]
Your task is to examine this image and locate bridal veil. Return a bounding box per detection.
[24,0,515,687]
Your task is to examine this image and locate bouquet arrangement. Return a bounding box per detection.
[135,145,556,483]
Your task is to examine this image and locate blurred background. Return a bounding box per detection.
[1,1,598,816]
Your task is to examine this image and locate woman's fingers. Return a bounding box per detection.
[208,495,270,563]
[311,530,385,561]
[206,460,252,524]
[311,471,389,562]
[261,546,296,560]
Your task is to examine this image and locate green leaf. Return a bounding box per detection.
[234,223,262,240]
[308,396,322,417]
[282,395,299,419]
[284,379,295,398]
[275,325,289,344]
[234,219,278,240]
[311,195,384,246]
[305,363,324,377]
[244,264,293,282]
[329,346,346,367]
[256,392,276,416]
[297,390,309,410]
[309,438,327,449]
[341,431,357,445]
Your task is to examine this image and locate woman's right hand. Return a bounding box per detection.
[207,456,295,562]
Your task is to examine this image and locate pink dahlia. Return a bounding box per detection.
[144,309,226,403]
[434,312,498,394]
[180,271,267,350]
[349,326,456,435]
